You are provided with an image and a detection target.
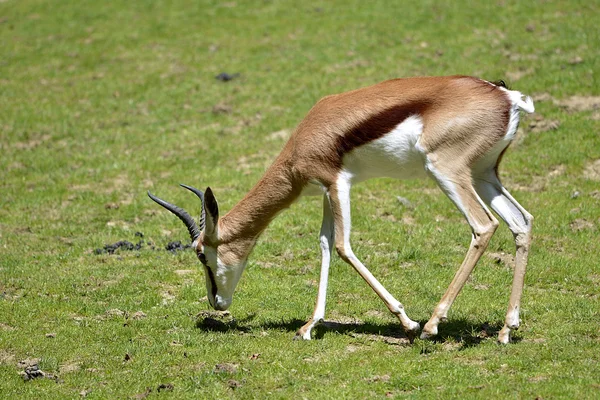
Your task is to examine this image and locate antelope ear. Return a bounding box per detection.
[204,187,219,240]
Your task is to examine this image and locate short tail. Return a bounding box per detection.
[516,94,535,113]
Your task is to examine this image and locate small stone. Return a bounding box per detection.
[396,196,414,208]
[227,379,242,389]
[214,363,238,374]
[215,72,239,82]
[568,56,583,65]
[157,383,174,392]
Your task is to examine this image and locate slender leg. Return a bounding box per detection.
[421,165,499,339]
[296,193,335,340]
[475,172,533,344]
[330,173,420,336]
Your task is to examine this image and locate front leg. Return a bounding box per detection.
[296,194,334,340]
[329,173,420,338]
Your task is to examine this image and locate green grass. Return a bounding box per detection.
[1,0,599,398]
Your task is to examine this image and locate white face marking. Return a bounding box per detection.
[213,258,247,310]
[201,245,247,311]
[343,115,427,182]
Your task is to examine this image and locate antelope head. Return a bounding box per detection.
[148,185,246,311]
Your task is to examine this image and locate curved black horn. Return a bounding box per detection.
[147,191,201,242]
[179,184,206,231]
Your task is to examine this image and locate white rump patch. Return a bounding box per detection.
[343,115,427,182]
[473,87,535,174]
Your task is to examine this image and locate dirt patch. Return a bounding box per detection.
[473,283,490,291]
[131,311,147,320]
[365,310,387,319]
[13,133,52,151]
[212,103,233,114]
[528,375,548,383]
[548,164,567,178]
[106,308,126,317]
[346,344,363,353]
[583,159,600,181]
[349,332,411,346]
[527,114,560,133]
[326,311,363,325]
[506,164,566,192]
[160,286,177,305]
[365,374,391,383]
[0,350,16,365]
[236,153,272,175]
[267,129,291,141]
[532,93,555,102]
[487,252,515,268]
[506,68,534,82]
[132,388,152,400]
[227,379,242,390]
[59,361,81,374]
[0,323,15,331]
[555,96,600,112]
[174,269,196,276]
[214,363,239,374]
[196,310,239,332]
[570,219,595,232]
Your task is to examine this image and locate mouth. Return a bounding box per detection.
[213,295,231,311]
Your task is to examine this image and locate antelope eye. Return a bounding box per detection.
[198,253,207,265]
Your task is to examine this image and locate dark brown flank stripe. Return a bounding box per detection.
[335,101,431,161]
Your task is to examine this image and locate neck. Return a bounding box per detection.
[219,160,304,253]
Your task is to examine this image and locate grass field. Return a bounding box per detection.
[1,0,599,398]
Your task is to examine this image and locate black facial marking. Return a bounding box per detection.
[205,265,218,299]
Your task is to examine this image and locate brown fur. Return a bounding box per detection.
[217,75,511,257]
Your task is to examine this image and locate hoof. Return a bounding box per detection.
[497,326,511,344]
[419,331,435,340]
[420,323,438,340]
[406,320,421,333]
[404,322,420,343]
[294,330,311,341]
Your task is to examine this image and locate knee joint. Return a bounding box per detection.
[474,220,498,240]
[335,243,350,262]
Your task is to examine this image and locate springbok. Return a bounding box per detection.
[148,75,534,343]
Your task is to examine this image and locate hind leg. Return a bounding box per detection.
[421,164,499,339]
[475,170,533,343]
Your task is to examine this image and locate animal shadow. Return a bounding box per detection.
[195,312,511,347]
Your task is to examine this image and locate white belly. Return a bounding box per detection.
[342,115,427,183]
